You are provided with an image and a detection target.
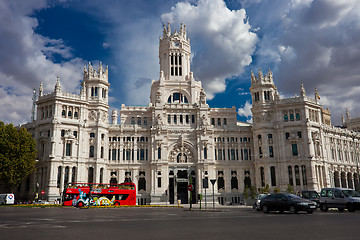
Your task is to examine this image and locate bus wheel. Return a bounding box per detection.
[114,202,120,206]
[77,202,84,208]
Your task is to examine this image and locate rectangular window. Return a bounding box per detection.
[168,115,171,124]
[217,118,221,126]
[126,149,131,160]
[223,118,227,125]
[231,149,235,160]
[112,149,116,160]
[174,115,177,124]
[157,177,161,188]
[66,143,71,156]
[269,146,274,158]
[89,146,94,158]
[244,149,248,160]
[192,115,195,123]
[211,118,215,125]
[218,149,222,160]
[292,144,298,156]
[204,147,207,159]
[140,149,145,160]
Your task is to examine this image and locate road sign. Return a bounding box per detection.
[210,179,216,185]
[41,191,45,195]
[187,184,193,191]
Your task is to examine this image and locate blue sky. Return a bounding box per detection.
[1,0,360,126]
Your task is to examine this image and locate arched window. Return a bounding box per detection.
[284,114,288,122]
[100,168,104,184]
[71,167,76,183]
[57,166,62,188]
[231,175,238,190]
[177,153,187,163]
[89,146,94,158]
[138,171,146,191]
[301,165,307,186]
[295,165,300,186]
[290,114,294,121]
[296,113,301,120]
[260,167,265,187]
[217,171,225,190]
[288,166,293,186]
[270,166,276,186]
[62,110,66,117]
[68,111,72,117]
[64,166,69,185]
[88,167,94,183]
[158,147,161,159]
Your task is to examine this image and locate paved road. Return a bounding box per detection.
[1,206,359,240]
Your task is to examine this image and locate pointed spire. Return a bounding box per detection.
[55,77,61,92]
[346,108,350,120]
[341,113,345,125]
[39,82,43,97]
[258,67,263,81]
[267,68,273,82]
[251,70,256,84]
[300,82,306,97]
[167,22,171,37]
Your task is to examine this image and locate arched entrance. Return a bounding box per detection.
[168,141,197,204]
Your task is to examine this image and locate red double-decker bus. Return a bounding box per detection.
[62,182,136,207]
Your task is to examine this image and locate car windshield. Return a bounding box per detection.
[304,191,319,198]
[286,194,302,200]
[258,194,268,199]
[342,190,360,197]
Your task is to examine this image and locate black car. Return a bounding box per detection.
[298,190,320,206]
[260,193,317,214]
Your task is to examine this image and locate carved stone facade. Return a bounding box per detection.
[18,24,360,205]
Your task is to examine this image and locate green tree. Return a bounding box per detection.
[273,187,280,193]
[250,185,257,199]
[286,184,294,194]
[243,186,249,199]
[0,122,37,192]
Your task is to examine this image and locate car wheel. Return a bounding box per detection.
[338,208,344,212]
[320,204,328,212]
[289,205,297,214]
[262,205,269,213]
[347,204,356,212]
[306,210,313,214]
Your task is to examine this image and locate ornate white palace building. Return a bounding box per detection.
[18,24,360,204]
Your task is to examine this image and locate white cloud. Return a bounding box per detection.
[161,0,258,99]
[238,100,252,122]
[0,0,86,125]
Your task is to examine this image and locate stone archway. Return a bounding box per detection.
[168,142,195,163]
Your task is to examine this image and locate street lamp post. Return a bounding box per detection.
[33,159,39,204]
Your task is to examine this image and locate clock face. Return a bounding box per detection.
[173,41,180,47]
